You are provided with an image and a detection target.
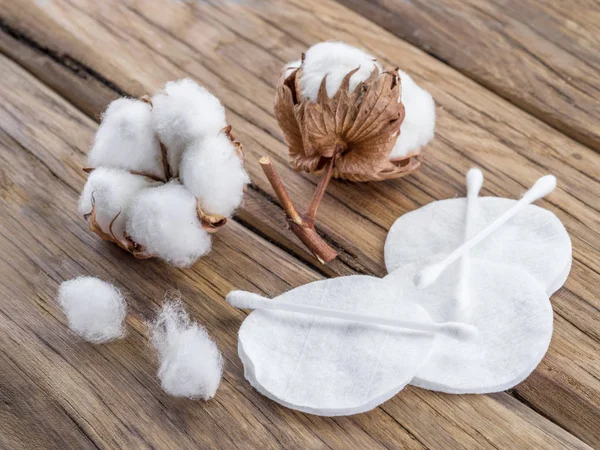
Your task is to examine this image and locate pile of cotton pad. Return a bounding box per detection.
[79,79,249,267]
[227,169,571,416]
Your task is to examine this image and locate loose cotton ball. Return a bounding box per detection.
[126,182,212,267]
[149,301,223,400]
[58,277,126,343]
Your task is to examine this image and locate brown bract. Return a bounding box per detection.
[275,66,421,181]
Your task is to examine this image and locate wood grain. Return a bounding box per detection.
[0,0,598,447]
[336,0,600,153]
[2,50,594,450]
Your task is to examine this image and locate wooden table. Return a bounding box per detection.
[0,1,598,448]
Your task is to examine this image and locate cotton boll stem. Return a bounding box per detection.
[260,155,338,264]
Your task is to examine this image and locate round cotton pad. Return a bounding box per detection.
[237,275,436,416]
[385,197,572,295]
[385,258,553,393]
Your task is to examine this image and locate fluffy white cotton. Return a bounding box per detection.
[283,59,301,79]
[58,277,126,343]
[152,79,227,175]
[78,168,157,239]
[149,301,223,400]
[88,98,164,179]
[179,132,250,217]
[126,182,211,267]
[389,71,436,159]
[299,41,382,102]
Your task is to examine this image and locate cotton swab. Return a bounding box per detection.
[415,175,557,289]
[453,168,483,320]
[227,291,478,341]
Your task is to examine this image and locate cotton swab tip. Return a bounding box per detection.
[466,168,484,194]
[226,291,259,309]
[414,263,445,289]
[523,175,556,202]
[439,322,479,341]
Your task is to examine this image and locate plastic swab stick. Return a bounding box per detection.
[415,175,557,289]
[227,291,478,341]
[453,168,483,320]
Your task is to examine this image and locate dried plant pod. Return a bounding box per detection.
[80,80,250,266]
[279,67,419,181]
[265,42,435,263]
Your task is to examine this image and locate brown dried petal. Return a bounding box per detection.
[275,66,411,181]
[274,68,306,169]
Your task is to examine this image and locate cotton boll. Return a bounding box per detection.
[152,79,227,175]
[179,133,250,217]
[389,71,436,159]
[58,277,126,343]
[299,41,382,102]
[149,301,223,400]
[78,168,158,239]
[88,98,164,179]
[126,182,211,267]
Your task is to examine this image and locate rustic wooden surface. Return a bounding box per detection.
[338,0,600,153]
[0,0,598,448]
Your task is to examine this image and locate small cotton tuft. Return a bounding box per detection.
[299,41,381,102]
[180,132,250,217]
[88,98,164,179]
[58,277,126,343]
[149,300,223,400]
[126,182,211,267]
[152,79,227,174]
[78,168,158,238]
[389,71,436,159]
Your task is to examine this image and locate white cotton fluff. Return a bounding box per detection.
[389,71,436,159]
[78,167,158,239]
[149,301,223,400]
[152,79,227,175]
[283,59,301,79]
[126,182,211,267]
[299,41,382,102]
[57,277,126,343]
[88,98,164,179]
[179,133,250,217]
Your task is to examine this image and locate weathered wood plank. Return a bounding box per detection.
[336,0,600,153]
[1,2,599,443]
[0,53,593,449]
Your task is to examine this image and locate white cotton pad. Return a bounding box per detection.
[179,132,249,217]
[385,197,572,295]
[299,41,382,102]
[126,181,212,267]
[88,98,164,180]
[388,71,436,160]
[385,258,553,393]
[149,301,223,400]
[236,275,435,416]
[78,167,158,239]
[57,277,127,343]
[152,79,227,175]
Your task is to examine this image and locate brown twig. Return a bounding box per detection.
[259,156,338,264]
